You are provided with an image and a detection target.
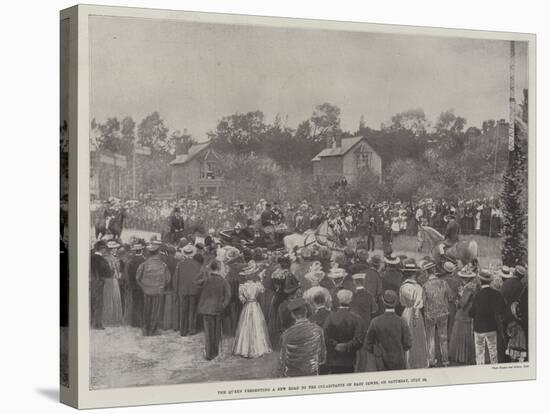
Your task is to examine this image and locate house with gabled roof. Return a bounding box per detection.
[169,139,224,196]
[312,136,382,184]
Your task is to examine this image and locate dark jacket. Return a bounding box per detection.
[382,268,403,295]
[364,268,384,301]
[136,255,171,296]
[161,254,179,290]
[501,277,525,306]
[350,288,377,328]
[309,307,331,328]
[90,252,112,281]
[444,219,460,244]
[126,254,146,292]
[174,257,203,296]
[169,214,185,233]
[323,307,365,368]
[197,273,231,316]
[469,286,506,333]
[364,310,412,370]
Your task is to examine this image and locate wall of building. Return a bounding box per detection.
[318,156,343,178]
[341,139,382,183]
[171,158,200,194]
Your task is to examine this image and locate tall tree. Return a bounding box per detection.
[501,89,528,266]
[208,111,267,154]
[94,117,121,153]
[383,108,429,136]
[137,112,170,158]
[309,102,342,145]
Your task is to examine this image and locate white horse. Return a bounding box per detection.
[283,220,342,253]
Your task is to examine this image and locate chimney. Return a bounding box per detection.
[175,130,192,156]
[335,135,342,149]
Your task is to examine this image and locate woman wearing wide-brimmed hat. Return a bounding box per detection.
[399,259,429,369]
[267,255,293,348]
[102,240,124,326]
[449,266,479,365]
[232,263,272,358]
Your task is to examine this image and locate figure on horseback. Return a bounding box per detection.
[418,221,478,268]
[439,212,460,260]
[95,199,127,240]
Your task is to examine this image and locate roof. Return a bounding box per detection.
[311,136,373,162]
[169,141,211,166]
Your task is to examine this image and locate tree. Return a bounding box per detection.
[309,103,342,145]
[501,89,528,266]
[385,159,427,201]
[137,112,170,158]
[92,117,121,153]
[383,108,429,136]
[209,111,267,154]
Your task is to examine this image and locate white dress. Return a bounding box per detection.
[233,281,272,358]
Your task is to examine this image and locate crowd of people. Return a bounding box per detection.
[90,219,528,377]
[93,195,505,244]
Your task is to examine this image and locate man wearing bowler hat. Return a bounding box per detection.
[323,289,365,374]
[174,244,203,336]
[197,260,232,360]
[364,290,412,371]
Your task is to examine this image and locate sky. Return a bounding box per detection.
[89,16,529,141]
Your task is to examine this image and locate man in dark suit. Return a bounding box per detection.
[90,241,113,329]
[323,289,365,374]
[350,273,377,329]
[126,242,146,328]
[197,260,232,360]
[501,265,526,308]
[365,255,384,316]
[440,213,460,255]
[366,217,377,252]
[174,245,203,336]
[364,290,412,371]
[136,243,171,336]
[469,269,506,365]
[309,291,331,327]
[169,207,185,244]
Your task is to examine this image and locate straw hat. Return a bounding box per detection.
[457,267,476,278]
[182,244,196,257]
[305,271,326,285]
[498,266,513,279]
[327,268,347,279]
[402,258,420,273]
[106,240,120,249]
[478,269,493,282]
[514,265,527,279]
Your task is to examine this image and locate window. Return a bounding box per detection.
[200,161,219,179]
[356,150,372,169]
